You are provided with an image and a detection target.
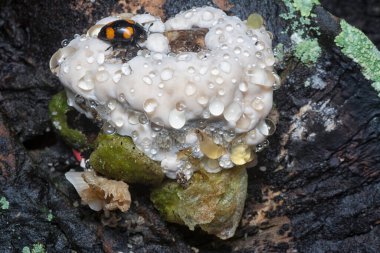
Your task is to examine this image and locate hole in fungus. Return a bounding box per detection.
[23,131,58,150]
[66,109,100,142]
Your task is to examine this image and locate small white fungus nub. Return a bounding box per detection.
[51,7,278,179]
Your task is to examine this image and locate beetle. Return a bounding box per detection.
[98,19,147,49]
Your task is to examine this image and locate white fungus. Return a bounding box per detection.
[51,7,278,179]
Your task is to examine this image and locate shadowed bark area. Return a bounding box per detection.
[0,0,379,252]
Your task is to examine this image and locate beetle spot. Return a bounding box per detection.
[123,27,134,39]
[106,27,115,40]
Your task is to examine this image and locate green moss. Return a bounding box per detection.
[335,20,380,95]
[0,196,9,210]
[89,134,164,186]
[150,166,248,239]
[294,38,321,64]
[48,91,87,149]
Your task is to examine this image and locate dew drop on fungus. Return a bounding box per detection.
[197,131,225,159]
[161,68,173,81]
[209,100,225,116]
[185,83,196,96]
[169,109,186,129]
[112,70,122,83]
[247,13,264,29]
[251,97,264,110]
[224,102,242,122]
[143,76,152,85]
[230,143,253,165]
[143,98,158,114]
[139,114,149,124]
[103,122,116,135]
[176,101,186,111]
[151,118,164,132]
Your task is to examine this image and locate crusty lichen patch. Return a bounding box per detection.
[335,20,380,96]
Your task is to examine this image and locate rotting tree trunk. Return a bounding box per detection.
[0,0,380,252]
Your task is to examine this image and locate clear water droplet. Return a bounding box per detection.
[239,82,248,92]
[161,68,173,81]
[209,100,225,116]
[61,39,69,47]
[251,97,264,110]
[169,109,186,129]
[143,76,152,85]
[103,122,115,135]
[139,114,149,124]
[143,98,158,114]
[185,83,196,96]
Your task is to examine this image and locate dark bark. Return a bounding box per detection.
[0,0,379,252]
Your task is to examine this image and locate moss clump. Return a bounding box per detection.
[48,91,87,149]
[89,134,164,186]
[335,20,380,95]
[294,38,321,64]
[150,166,248,239]
[22,243,45,253]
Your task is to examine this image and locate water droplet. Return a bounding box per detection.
[143,63,149,68]
[97,53,105,64]
[158,83,165,89]
[78,72,94,91]
[187,66,195,74]
[225,24,233,31]
[223,53,230,59]
[219,61,231,73]
[234,47,241,54]
[203,158,221,173]
[230,143,253,165]
[49,47,76,74]
[215,28,223,35]
[151,118,164,132]
[251,97,264,110]
[95,70,109,82]
[237,36,244,43]
[209,100,225,116]
[143,76,152,85]
[184,11,192,18]
[112,70,122,83]
[161,68,173,81]
[265,55,276,66]
[211,68,219,76]
[236,114,251,130]
[208,82,215,89]
[197,96,209,105]
[61,39,69,47]
[143,98,158,113]
[257,119,276,136]
[202,10,214,21]
[239,82,248,92]
[219,154,234,168]
[62,64,69,73]
[169,109,186,129]
[107,100,116,111]
[220,44,228,50]
[128,112,139,125]
[149,71,156,78]
[224,102,242,122]
[218,89,225,96]
[255,51,263,58]
[197,131,225,159]
[103,122,115,135]
[131,131,139,140]
[177,53,191,61]
[273,72,281,90]
[130,88,135,94]
[176,101,186,111]
[199,66,208,75]
[202,110,211,118]
[255,41,265,50]
[118,93,126,102]
[247,13,264,29]
[256,139,269,152]
[75,64,82,70]
[139,114,149,124]
[113,118,124,127]
[185,83,196,96]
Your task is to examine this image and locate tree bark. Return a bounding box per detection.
[0,0,379,252]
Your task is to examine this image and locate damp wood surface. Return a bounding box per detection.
[0,0,380,252]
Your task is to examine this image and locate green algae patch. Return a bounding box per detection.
[335,20,380,95]
[90,134,164,186]
[49,91,87,149]
[150,166,248,239]
[294,38,321,64]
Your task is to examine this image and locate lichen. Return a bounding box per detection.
[0,196,9,210]
[89,134,164,186]
[150,166,247,239]
[22,243,45,253]
[294,38,321,64]
[292,0,320,17]
[335,20,380,95]
[280,0,321,65]
[47,210,54,222]
[48,91,88,148]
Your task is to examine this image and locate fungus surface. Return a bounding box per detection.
[50,7,278,180]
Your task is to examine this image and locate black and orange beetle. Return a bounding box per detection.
[98,19,147,49]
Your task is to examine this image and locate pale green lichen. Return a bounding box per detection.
[0,196,9,210]
[280,0,321,65]
[22,244,45,253]
[335,20,380,95]
[294,38,321,64]
[47,210,54,222]
[293,0,320,17]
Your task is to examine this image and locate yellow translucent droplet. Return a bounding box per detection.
[247,13,264,29]
[230,143,253,165]
[197,131,225,160]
